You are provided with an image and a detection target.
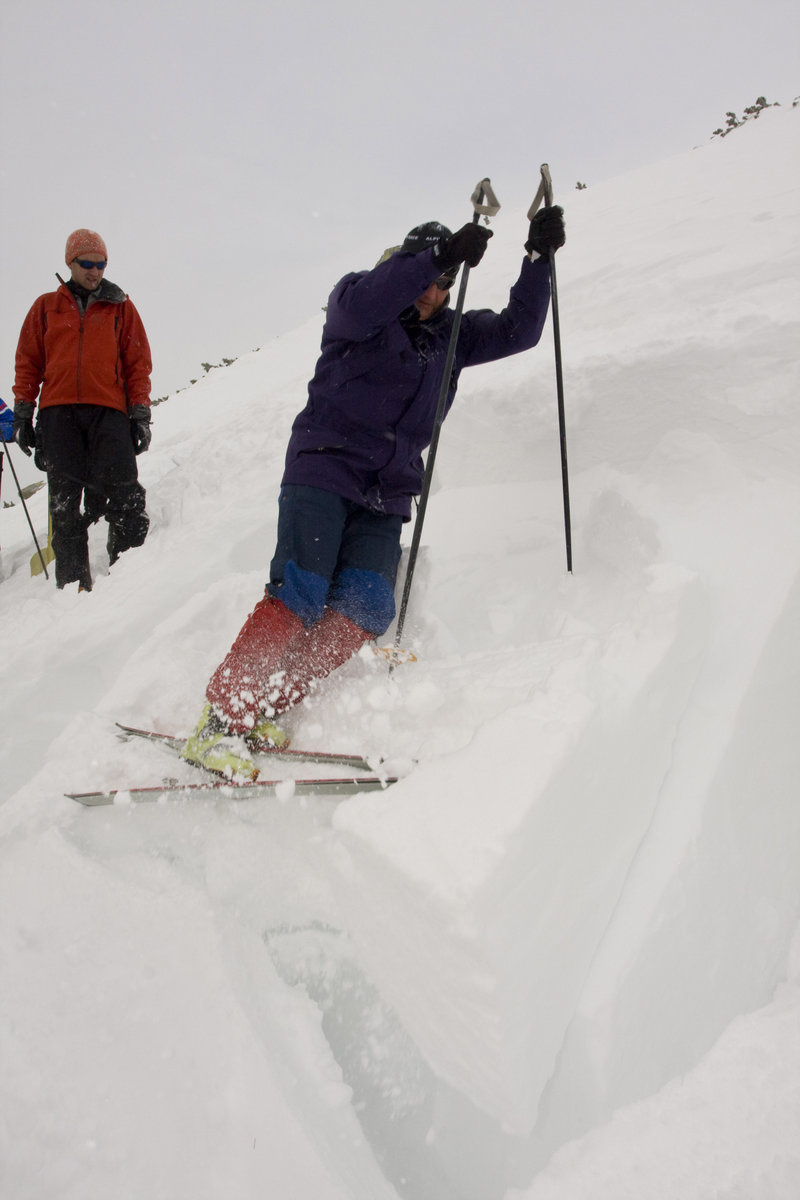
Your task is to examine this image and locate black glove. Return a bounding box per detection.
[12,402,37,456]
[525,205,565,257]
[129,404,152,455]
[434,223,493,271]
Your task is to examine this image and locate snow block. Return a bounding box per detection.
[332,563,707,1135]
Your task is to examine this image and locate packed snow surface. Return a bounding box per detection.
[1,108,799,1198]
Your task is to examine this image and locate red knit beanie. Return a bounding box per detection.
[65,228,108,265]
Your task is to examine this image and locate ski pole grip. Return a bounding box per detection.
[527,164,554,219]
[471,178,501,221]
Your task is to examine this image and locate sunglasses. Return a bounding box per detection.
[434,275,455,291]
[74,259,107,270]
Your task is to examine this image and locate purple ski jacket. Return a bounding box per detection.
[282,245,552,519]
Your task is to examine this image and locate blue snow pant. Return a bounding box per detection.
[267,485,403,636]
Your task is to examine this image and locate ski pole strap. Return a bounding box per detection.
[471,177,501,218]
[528,163,554,218]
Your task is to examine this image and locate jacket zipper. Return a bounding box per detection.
[76,310,85,403]
[66,288,86,405]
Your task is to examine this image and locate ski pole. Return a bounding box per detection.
[391,178,501,664]
[0,429,50,579]
[529,163,573,573]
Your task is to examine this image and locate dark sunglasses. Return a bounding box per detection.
[434,275,455,291]
[74,259,107,270]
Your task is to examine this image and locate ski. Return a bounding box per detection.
[115,723,373,772]
[68,774,398,807]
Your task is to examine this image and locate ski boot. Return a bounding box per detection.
[181,703,259,782]
[246,712,289,753]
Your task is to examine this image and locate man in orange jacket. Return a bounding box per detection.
[12,229,153,591]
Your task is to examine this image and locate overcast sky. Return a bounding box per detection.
[1,0,797,402]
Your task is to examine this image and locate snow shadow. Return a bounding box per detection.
[264,922,510,1200]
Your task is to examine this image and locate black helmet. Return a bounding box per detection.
[401,221,452,255]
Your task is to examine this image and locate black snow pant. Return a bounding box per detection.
[36,404,149,590]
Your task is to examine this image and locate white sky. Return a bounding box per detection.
[1,0,797,400]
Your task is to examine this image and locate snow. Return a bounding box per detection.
[1,107,799,1198]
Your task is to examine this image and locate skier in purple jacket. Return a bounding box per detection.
[183,206,566,779]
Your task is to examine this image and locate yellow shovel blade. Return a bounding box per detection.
[30,511,55,576]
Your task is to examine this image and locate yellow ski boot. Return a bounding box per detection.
[246,713,289,753]
[181,703,258,782]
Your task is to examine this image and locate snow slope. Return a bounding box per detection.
[1,106,799,1199]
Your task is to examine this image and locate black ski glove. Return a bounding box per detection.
[129,404,152,455]
[525,205,566,257]
[12,402,37,456]
[434,223,493,271]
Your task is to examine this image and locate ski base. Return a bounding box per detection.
[68,774,397,807]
